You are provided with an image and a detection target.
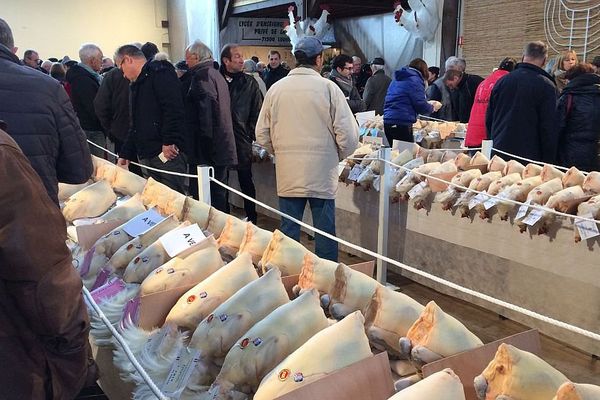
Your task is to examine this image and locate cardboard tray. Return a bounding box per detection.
[422,329,541,400]
[275,352,395,400]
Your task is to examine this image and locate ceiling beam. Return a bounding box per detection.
[221,0,234,29]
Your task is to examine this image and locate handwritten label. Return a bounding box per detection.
[91,278,126,304]
[575,213,600,241]
[373,176,381,192]
[483,195,502,210]
[396,174,411,187]
[160,224,206,258]
[408,181,427,199]
[162,348,201,398]
[522,207,545,226]
[348,165,365,182]
[122,208,166,237]
[468,193,489,210]
[454,191,472,207]
[515,200,531,221]
[120,296,141,329]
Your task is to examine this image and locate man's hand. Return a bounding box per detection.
[428,100,442,112]
[162,144,179,160]
[117,158,130,169]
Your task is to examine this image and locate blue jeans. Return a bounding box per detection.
[279,197,338,262]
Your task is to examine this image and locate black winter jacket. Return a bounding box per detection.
[65,64,103,132]
[263,65,289,90]
[330,69,366,114]
[184,60,237,167]
[452,73,483,123]
[486,63,559,164]
[557,73,600,171]
[93,67,130,143]
[363,70,391,116]
[120,60,186,160]
[0,44,93,204]
[220,69,263,168]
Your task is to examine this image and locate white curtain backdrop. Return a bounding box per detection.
[185,0,221,59]
[334,13,424,74]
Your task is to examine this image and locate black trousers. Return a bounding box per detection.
[384,124,413,145]
[231,167,257,224]
[114,139,143,177]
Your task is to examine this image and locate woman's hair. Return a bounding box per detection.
[498,57,517,72]
[50,62,66,80]
[408,58,429,80]
[565,62,595,80]
[554,50,578,72]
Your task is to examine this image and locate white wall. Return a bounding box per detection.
[2,0,169,61]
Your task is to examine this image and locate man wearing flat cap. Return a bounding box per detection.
[256,37,359,262]
[363,57,391,116]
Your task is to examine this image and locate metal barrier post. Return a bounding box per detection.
[197,166,212,205]
[376,147,391,284]
[482,140,493,159]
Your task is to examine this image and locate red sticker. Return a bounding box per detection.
[278,369,291,381]
[133,256,140,264]
[187,295,196,304]
[207,314,214,323]
[127,244,133,250]
[240,338,250,349]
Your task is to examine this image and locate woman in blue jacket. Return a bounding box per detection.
[383,58,434,144]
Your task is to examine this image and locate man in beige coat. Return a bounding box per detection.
[256,37,359,261]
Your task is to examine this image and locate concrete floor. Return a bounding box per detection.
[243,207,600,385]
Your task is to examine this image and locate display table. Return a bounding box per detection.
[229,163,600,356]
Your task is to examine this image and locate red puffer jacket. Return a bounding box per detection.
[465,69,509,147]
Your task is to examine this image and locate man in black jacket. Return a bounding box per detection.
[183,39,237,211]
[66,43,106,157]
[486,41,559,164]
[330,54,365,114]
[263,50,289,91]
[0,18,93,205]
[220,43,263,224]
[363,57,391,115]
[115,45,187,193]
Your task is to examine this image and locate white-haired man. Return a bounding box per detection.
[66,43,106,157]
[363,57,391,115]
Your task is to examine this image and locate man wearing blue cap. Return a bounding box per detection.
[256,36,359,262]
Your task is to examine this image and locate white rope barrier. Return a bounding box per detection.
[383,158,600,225]
[209,176,600,341]
[85,140,600,341]
[490,147,590,175]
[417,114,453,123]
[82,287,168,400]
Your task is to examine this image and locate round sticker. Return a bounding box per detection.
[278,369,291,381]
[219,314,228,322]
[293,372,304,383]
[127,244,134,250]
[135,244,143,250]
[253,338,262,347]
[167,268,175,274]
[199,291,208,299]
[187,295,197,304]
[240,338,250,349]
[114,231,121,235]
[155,268,163,274]
[141,257,149,263]
[207,314,214,323]
[133,256,140,264]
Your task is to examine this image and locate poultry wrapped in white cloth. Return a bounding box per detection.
[387,368,465,400]
[62,179,117,222]
[253,311,372,400]
[474,343,568,400]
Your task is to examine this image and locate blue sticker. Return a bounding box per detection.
[219,314,228,322]
[253,337,262,346]
[293,372,304,382]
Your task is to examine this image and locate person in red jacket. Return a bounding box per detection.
[465,58,517,149]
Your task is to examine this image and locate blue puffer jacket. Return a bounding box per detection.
[384,67,433,126]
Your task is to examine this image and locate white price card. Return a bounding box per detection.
[348,165,365,182]
[408,181,427,199]
[337,162,346,177]
[522,207,545,226]
[160,223,206,258]
[397,174,410,186]
[454,191,472,207]
[515,200,531,221]
[575,213,600,241]
[122,207,166,237]
[483,196,501,210]
[373,175,381,192]
[468,193,489,210]
[162,348,201,398]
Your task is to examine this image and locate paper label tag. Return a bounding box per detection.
[468,193,489,210]
[160,223,206,258]
[575,213,600,241]
[408,181,427,199]
[373,175,381,192]
[337,162,346,177]
[397,174,410,186]
[144,324,173,355]
[522,207,545,226]
[483,196,500,210]
[348,165,365,182]
[122,207,166,237]
[414,131,424,143]
[515,200,531,220]
[359,127,368,137]
[91,268,111,291]
[454,191,472,207]
[91,278,126,304]
[120,296,141,329]
[162,348,201,398]
[363,136,383,147]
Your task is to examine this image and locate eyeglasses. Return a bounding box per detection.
[341,66,352,71]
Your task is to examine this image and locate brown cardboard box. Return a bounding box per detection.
[76,219,126,251]
[275,351,395,400]
[422,329,541,400]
